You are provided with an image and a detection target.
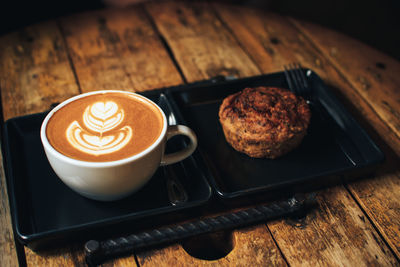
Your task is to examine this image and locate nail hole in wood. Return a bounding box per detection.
[270,37,280,44]
[375,62,386,69]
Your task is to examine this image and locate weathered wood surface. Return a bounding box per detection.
[0,153,18,267]
[0,1,399,266]
[59,7,183,92]
[145,1,260,82]
[290,18,400,260]
[137,226,287,267]
[0,21,79,121]
[292,19,400,140]
[214,3,400,264]
[269,187,397,266]
[0,21,80,267]
[137,2,286,265]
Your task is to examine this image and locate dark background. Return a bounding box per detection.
[0,0,399,60]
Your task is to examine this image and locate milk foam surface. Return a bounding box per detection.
[46,92,163,162]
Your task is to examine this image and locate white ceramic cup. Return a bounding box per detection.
[40,90,197,201]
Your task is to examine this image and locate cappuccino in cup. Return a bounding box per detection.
[41,90,197,201]
[46,92,163,162]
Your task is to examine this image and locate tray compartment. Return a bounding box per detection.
[2,92,212,249]
[167,71,384,198]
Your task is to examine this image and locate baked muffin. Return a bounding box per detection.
[218,86,311,158]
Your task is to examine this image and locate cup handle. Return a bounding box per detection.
[160,125,197,166]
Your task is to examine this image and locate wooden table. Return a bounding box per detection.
[1,1,400,266]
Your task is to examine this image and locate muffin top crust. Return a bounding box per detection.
[219,86,311,141]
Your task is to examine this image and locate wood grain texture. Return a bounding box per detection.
[347,170,400,260]
[0,21,79,120]
[135,1,286,266]
[268,186,398,266]
[0,21,80,267]
[0,153,18,267]
[137,2,285,266]
[137,226,287,267]
[25,248,79,267]
[59,7,182,92]
[214,3,400,265]
[291,19,400,142]
[291,17,400,260]
[145,1,261,82]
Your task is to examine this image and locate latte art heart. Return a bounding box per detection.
[84,102,124,133]
[66,101,133,156]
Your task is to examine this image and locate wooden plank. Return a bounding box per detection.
[269,187,397,266]
[57,5,186,266]
[59,7,183,93]
[145,1,260,82]
[347,169,400,259]
[286,18,400,259]
[25,248,79,267]
[0,22,79,121]
[290,17,400,260]
[291,19,400,140]
[25,244,136,266]
[133,1,288,266]
[214,4,400,265]
[0,153,19,266]
[138,226,286,267]
[0,21,80,267]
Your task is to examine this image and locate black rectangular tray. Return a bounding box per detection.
[2,70,384,250]
[166,70,384,198]
[2,91,212,250]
